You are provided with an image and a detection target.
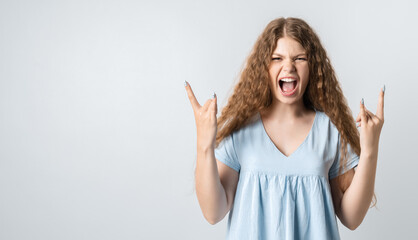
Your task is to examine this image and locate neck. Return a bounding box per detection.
[261,98,313,122]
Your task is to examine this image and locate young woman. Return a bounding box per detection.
[185,17,384,239]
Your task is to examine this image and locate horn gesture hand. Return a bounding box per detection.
[356,86,385,155]
[184,81,218,151]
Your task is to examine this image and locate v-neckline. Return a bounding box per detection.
[258,110,318,159]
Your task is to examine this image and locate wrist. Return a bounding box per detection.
[197,144,214,154]
[360,149,378,160]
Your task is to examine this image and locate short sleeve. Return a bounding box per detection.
[329,138,359,180]
[214,134,240,173]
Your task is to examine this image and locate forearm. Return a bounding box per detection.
[339,151,378,229]
[195,147,228,224]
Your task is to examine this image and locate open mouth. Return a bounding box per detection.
[278,78,298,96]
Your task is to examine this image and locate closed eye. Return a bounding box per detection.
[272,57,307,61]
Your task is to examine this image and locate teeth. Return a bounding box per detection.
[280,78,296,82]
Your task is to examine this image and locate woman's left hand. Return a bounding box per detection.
[356,86,385,155]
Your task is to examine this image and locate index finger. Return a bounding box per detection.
[184,81,201,111]
[375,85,385,120]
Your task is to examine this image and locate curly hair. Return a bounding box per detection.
[216,17,376,208]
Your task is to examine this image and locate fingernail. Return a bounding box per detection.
[383,84,385,93]
[361,98,364,105]
[212,92,216,99]
[184,80,188,87]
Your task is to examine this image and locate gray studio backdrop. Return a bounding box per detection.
[0,0,417,239]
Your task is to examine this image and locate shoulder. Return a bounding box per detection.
[312,110,340,148]
[223,112,263,149]
[231,112,261,136]
[316,110,339,134]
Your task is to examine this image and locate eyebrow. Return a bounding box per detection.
[272,53,307,57]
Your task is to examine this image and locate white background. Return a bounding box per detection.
[0,0,417,239]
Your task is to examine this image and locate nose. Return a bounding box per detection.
[282,59,296,73]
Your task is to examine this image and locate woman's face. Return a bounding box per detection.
[268,36,309,105]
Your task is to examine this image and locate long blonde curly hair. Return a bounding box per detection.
[216,17,376,207]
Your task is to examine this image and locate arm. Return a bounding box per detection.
[195,148,239,225]
[185,81,239,225]
[330,87,384,230]
[330,153,377,230]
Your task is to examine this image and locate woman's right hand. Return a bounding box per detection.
[184,81,218,151]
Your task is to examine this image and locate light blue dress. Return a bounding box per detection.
[214,110,359,240]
